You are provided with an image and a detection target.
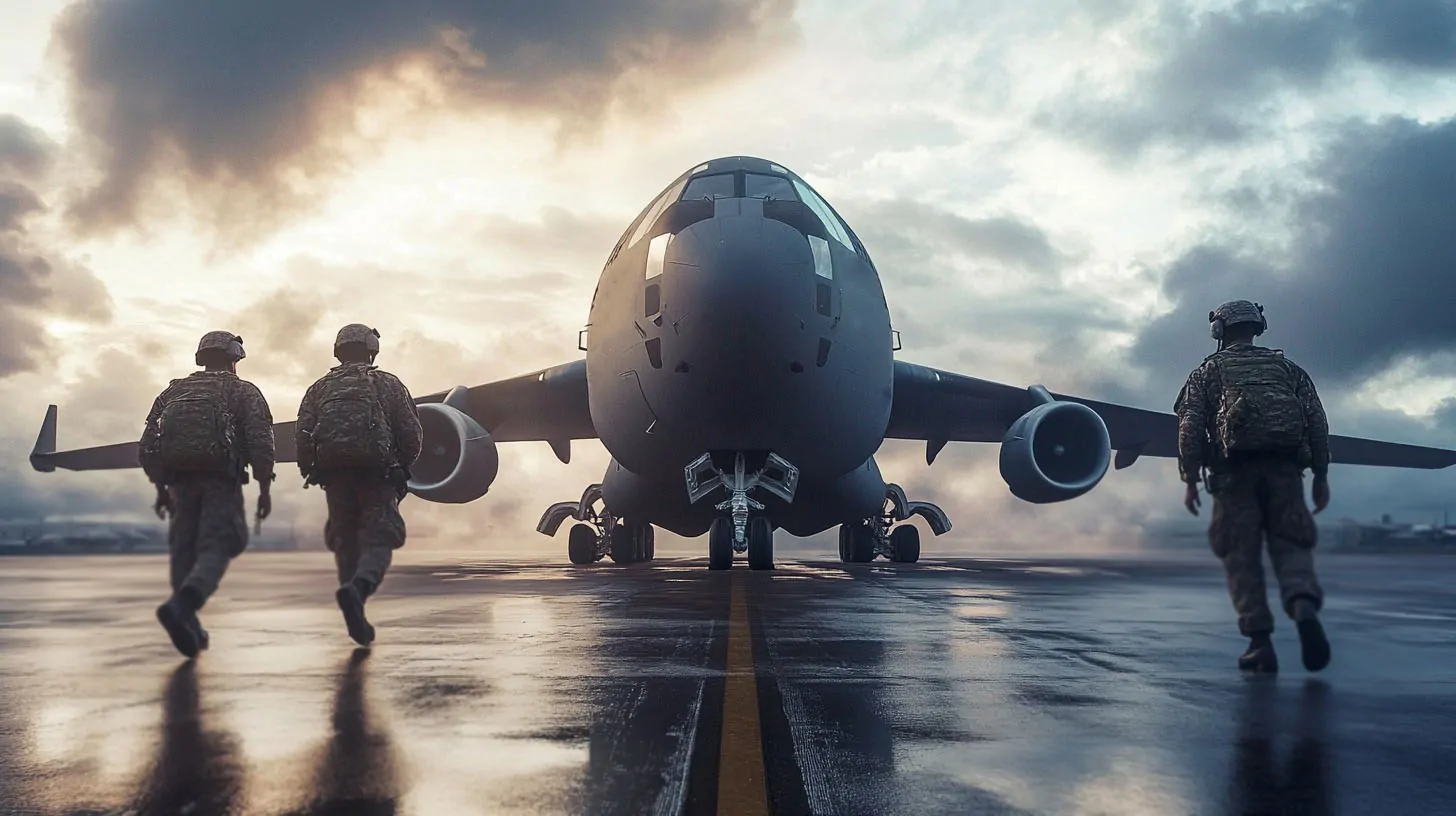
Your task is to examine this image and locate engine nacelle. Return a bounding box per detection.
[407,402,499,504]
[999,399,1111,504]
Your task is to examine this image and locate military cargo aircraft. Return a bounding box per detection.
[29,156,1456,570]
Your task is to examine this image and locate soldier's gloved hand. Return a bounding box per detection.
[153,487,174,520]
[1311,475,1330,515]
[1184,482,1201,516]
[257,492,272,521]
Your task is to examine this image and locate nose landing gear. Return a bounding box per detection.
[688,451,797,571]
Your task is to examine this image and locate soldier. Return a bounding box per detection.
[140,331,275,658]
[295,324,422,647]
[1176,300,1332,674]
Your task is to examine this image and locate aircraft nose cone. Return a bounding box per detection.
[669,212,810,360]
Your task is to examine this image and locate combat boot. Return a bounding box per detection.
[190,618,210,651]
[336,579,376,647]
[1292,598,1330,672]
[156,593,201,659]
[1237,633,1278,673]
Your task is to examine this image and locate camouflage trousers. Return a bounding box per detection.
[1208,459,1324,636]
[167,476,248,606]
[322,471,406,593]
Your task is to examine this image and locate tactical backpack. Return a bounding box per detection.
[1211,349,1306,456]
[311,366,395,471]
[142,374,238,476]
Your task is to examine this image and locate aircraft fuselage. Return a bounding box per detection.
[584,157,895,536]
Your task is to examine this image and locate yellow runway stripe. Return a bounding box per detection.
[717,572,770,816]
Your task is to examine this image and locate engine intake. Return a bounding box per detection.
[408,402,499,504]
[999,397,1111,504]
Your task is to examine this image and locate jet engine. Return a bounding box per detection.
[407,400,499,504]
[998,393,1111,504]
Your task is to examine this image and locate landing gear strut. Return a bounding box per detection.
[838,483,951,564]
[538,484,655,566]
[688,451,796,571]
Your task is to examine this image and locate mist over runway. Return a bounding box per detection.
[1,549,1454,814]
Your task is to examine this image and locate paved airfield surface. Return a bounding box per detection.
[2,548,1455,815]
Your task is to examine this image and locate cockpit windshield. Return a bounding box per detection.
[681,173,735,201]
[790,179,854,251]
[744,173,797,201]
[621,165,864,259]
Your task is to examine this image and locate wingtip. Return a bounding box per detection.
[29,404,57,473]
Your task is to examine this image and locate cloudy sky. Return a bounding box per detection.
[3,0,1455,552]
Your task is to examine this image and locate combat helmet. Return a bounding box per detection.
[1209,300,1266,340]
[333,323,381,360]
[194,331,246,366]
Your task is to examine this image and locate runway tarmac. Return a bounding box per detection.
[1,548,1454,815]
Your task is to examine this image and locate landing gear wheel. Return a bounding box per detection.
[642,525,656,562]
[609,525,636,564]
[838,524,851,561]
[747,517,774,571]
[568,524,597,565]
[708,517,733,571]
[842,523,876,563]
[889,525,921,563]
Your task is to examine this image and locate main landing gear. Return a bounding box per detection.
[688,451,799,571]
[538,484,655,566]
[838,483,952,564]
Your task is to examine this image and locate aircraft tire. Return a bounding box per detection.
[889,525,921,563]
[708,517,733,570]
[609,525,636,564]
[838,524,851,562]
[847,523,877,563]
[568,524,598,565]
[747,517,774,571]
[642,525,655,561]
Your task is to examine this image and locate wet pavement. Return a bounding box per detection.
[1,548,1454,815]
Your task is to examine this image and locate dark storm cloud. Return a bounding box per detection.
[1353,0,1456,70]
[52,0,799,233]
[1045,0,1456,157]
[848,199,1072,279]
[0,114,55,180]
[1130,116,1456,393]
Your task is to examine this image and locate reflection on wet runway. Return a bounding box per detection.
[1228,679,1333,816]
[1,551,1454,814]
[129,663,245,815]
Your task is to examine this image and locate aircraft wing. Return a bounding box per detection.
[886,360,1456,470]
[29,359,596,473]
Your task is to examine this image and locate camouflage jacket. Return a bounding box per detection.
[1174,343,1330,483]
[294,364,423,476]
[141,371,276,486]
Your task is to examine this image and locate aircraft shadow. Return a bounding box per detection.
[1227,678,1334,815]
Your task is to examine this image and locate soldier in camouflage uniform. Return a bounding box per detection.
[1175,300,1332,674]
[296,324,422,646]
[141,331,275,658]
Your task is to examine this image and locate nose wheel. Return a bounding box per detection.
[708,515,774,570]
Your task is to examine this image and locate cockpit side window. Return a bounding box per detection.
[626,177,690,249]
[791,180,855,252]
[744,173,797,201]
[681,173,736,201]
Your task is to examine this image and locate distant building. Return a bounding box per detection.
[1333,514,1456,552]
[0,519,308,555]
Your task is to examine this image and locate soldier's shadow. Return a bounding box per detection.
[1227,678,1334,815]
[293,648,402,815]
[127,662,245,814]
